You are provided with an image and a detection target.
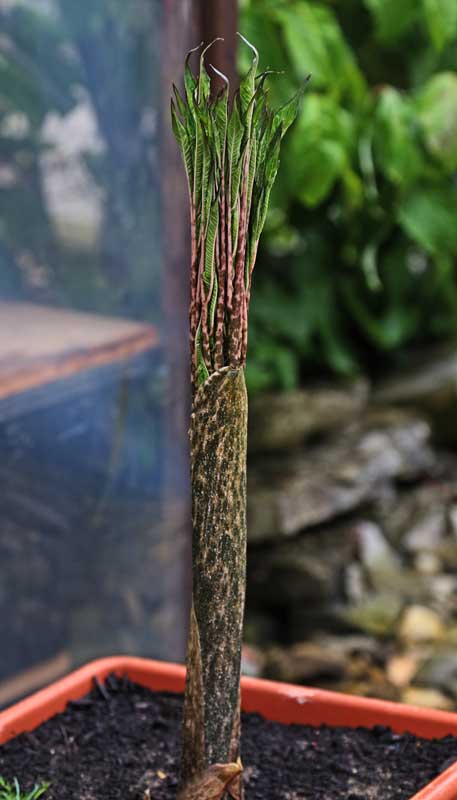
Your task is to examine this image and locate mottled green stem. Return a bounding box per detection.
[180,367,247,798]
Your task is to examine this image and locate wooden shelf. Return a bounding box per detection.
[0,302,158,400]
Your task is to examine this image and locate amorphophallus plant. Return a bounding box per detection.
[172,35,307,799]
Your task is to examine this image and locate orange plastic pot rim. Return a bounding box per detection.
[1,656,457,800]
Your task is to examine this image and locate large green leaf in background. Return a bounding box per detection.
[399,187,457,255]
[364,0,457,51]
[284,95,356,206]
[373,88,424,185]
[363,0,419,43]
[0,0,161,316]
[274,2,366,103]
[416,72,457,169]
[422,0,457,52]
[241,0,457,391]
[0,5,79,123]
[0,4,79,298]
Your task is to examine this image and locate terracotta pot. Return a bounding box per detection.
[1,656,457,800]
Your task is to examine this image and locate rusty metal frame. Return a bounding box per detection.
[160,0,238,656]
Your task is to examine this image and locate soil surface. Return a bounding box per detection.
[1,675,457,799]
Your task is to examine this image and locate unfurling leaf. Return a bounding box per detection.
[172,35,307,383]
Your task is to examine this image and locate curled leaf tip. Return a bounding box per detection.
[201,36,225,59]
[199,39,225,84]
[257,68,285,78]
[236,31,259,64]
[210,63,229,86]
[185,41,204,67]
[171,35,303,384]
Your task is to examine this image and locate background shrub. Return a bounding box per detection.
[240,0,457,392]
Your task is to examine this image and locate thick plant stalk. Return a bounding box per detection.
[172,35,306,800]
[180,367,247,797]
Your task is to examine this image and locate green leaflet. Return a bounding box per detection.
[256,110,275,182]
[245,136,258,284]
[171,99,193,191]
[203,199,219,290]
[238,32,259,116]
[209,269,219,332]
[227,98,244,189]
[247,135,258,213]
[173,83,188,121]
[232,194,241,255]
[207,110,223,173]
[195,322,210,384]
[171,35,306,386]
[231,143,247,212]
[255,184,273,242]
[199,122,213,230]
[213,85,229,157]
[252,84,269,137]
[271,78,310,139]
[230,134,247,258]
[198,61,211,105]
[198,38,222,104]
[184,43,201,109]
[246,231,256,285]
[193,114,204,237]
[265,126,283,187]
[247,184,272,278]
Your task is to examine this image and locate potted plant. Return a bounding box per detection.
[2,657,457,799]
[170,34,309,799]
[1,38,457,800]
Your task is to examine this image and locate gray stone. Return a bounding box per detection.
[262,635,378,684]
[398,605,445,644]
[248,410,434,542]
[241,644,265,677]
[416,650,457,697]
[429,575,457,605]
[386,654,421,688]
[344,562,366,603]
[449,505,457,537]
[248,523,356,607]
[403,509,446,552]
[414,551,442,575]
[374,346,457,443]
[373,481,455,553]
[248,380,368,454]
[401,687,454,710]
[341,592,403,636]
[436,539,457,570]
[243,611,281,646]
[264,642,346,683]
[356,521,402,591]
[288,603,361,641]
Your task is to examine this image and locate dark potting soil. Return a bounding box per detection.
[1,675,457,800]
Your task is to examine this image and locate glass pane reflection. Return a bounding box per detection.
[0,0,185,700]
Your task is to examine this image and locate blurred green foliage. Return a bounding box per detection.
[0,0,160,318]
[0,4,78,298]
[240,0,457,392]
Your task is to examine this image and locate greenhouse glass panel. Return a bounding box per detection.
[0,0,192,703]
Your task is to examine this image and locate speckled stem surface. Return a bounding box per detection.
[180,366,247,797]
